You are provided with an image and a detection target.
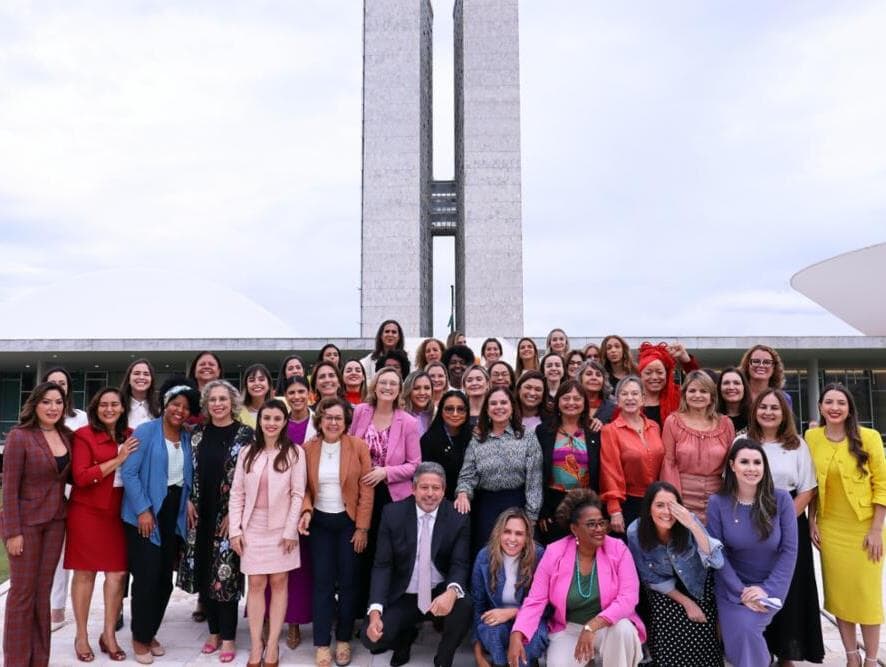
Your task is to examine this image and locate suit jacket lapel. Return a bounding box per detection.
[405,501,419,571]
[430,502,446,559]
[35,429,64,475]
[387,412,403,464]
[340,438,352,484]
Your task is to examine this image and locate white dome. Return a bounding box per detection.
[0,268,298,339]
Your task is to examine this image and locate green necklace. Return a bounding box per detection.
[575,556,597,599]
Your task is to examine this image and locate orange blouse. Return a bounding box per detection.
[600,415,664,515]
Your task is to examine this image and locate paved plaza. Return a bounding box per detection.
[0,551,882,666]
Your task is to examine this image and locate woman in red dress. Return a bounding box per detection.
[66,387,139,661]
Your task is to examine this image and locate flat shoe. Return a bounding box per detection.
[133,647,154,665]
[315,646,333,667]
[202,640,220,654]
[219,651,236,663]
[149,639,165,657]
[334,641,352,666]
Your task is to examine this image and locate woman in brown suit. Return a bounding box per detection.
[297,397,374,667]
[1,381,72,667]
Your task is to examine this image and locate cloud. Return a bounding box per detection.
[0,2,882,339]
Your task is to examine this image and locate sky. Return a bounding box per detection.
[1,1,884,339]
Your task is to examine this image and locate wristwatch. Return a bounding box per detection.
[582,623,596,634]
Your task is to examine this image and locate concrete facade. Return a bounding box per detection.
[360,0,434,336]
[454,0,524,337]
[360,0,525,337]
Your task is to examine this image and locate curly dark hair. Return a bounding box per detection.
[555,488,606,531]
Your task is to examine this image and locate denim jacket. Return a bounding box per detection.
[626,517,723,600]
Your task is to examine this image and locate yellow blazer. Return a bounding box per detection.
[806,426,886,522]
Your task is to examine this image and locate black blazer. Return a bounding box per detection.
[535,422,601,523]
[369,497,470,609]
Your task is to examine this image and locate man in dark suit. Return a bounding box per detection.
[362,462,472,667]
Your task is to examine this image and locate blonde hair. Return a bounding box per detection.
[677,370,719,420]
[486,508,537,595]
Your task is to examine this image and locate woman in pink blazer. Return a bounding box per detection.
[509,489,645,667]
[229,399,306,667]
[348,366,421,613]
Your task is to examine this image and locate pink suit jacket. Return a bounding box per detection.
[228,445,306,542]
[349,404,420,501]
[512,534,646,642]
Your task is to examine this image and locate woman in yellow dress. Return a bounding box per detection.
[806,383,886,667]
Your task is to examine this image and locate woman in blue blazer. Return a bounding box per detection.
[121,378,200,664]
[471,508,547,667]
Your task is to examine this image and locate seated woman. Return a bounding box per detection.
[626,481,724,667]
[508,489,644,667]
[472,509,547,667]
[706,439,797,667]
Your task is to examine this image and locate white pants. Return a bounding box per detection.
[546,619,642,667]
[50,484,71,611]
[50,544,69,610]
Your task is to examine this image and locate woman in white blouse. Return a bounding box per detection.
[747,389,824,664]
[298,398,374,667]
[120,358,160,429]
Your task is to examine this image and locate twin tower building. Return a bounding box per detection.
[360,0,524,338]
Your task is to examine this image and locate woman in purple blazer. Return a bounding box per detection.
[348,366,421,615]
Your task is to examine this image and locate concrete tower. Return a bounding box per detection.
[360,0,523,337]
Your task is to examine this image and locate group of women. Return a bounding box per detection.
[1,324,884,667]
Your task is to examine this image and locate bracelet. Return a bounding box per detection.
[582,623,596,634]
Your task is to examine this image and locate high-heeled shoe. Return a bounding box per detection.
[74,638,94,662]
[99,634,127,661]
[264,644,279,667]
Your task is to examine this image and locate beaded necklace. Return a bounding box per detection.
[575,555,597,599]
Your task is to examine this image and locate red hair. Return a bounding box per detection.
[637,342,679,424]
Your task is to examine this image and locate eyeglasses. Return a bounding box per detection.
[582,519,609,530]
[321,415,345,423]
[749,358,773,367]
[442,405,467,414]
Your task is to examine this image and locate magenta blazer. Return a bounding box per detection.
[228,445,306,544]
[349,404,421,501]
[512,534,646,642]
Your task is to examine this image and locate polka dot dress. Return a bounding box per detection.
[646,575,723,667]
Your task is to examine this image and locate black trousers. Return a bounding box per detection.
[125,485,182,644]
[310,510,358,646]
[361,587,472,667]
[205,599,238,640]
